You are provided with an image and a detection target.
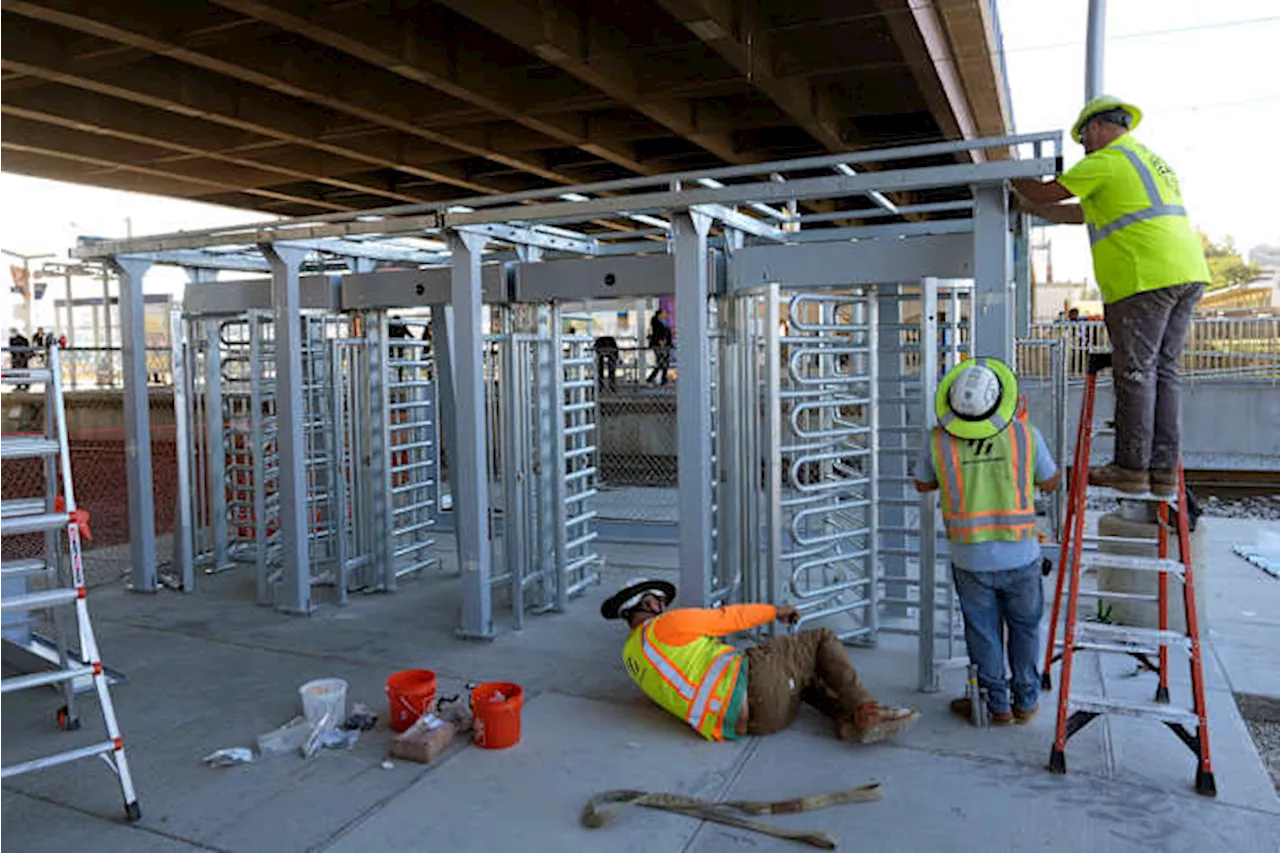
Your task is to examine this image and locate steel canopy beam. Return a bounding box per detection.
[207,0,656,176]
[437,0,755,166]
[0,17,536,196]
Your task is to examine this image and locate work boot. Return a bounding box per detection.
[949,697,1013,726]
[1149,469,1177,498]
[838,703,920,744]
[1088,464,1149,494]
[1013,705,1038,724]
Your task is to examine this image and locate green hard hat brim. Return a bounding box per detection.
[934,358,1019,440]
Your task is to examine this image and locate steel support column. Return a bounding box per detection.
[673,210,714,607]
[972,186,1014,360]
[449,229,496,640]
[169,303,194,593]
[918,279,941,691]
[1086,0,1107,101]
[203,316,229,572]
[261,244,312,614]
[108,257,157,593]
[429,303,457,526]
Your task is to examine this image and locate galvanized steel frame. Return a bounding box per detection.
[91,132,1057,668]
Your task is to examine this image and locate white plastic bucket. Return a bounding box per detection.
[299,678,348,731]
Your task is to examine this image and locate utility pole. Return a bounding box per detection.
[1085,0,1107,101]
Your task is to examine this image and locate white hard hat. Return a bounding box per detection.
[947,363,1002,420]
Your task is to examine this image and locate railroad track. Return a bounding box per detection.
[1186,470,1280,498]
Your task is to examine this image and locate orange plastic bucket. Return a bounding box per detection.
[471,682,523,749]
[386,669,437,733]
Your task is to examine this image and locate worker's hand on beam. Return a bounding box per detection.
[776,605,800,626]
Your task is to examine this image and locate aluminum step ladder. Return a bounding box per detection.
[1041,351,1215,796]
[1,342,141,820]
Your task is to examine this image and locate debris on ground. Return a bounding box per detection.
[342,702,378,732]
[390,713,456,764]
[257,717,312,755]
[202,748,256,768]
[1232,545,1280,578]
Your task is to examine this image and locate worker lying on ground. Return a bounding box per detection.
[913,358,1060,726]
[602,579,919,743]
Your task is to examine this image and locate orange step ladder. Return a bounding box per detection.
[1042,351,1215,796]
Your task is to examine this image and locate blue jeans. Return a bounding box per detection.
[951,560,1044,713]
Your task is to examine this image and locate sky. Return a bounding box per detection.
[2,0,1278,324]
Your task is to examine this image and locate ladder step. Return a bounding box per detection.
[1075,622,1190,649]
[1,512,71,537]
[1,588,80,614]
[0,559,49,580]
[2,498,51,519]
[1,662,95,693]
[0,437,60,460]
[1069,694,1200,726]
[1082,534,1159,547]
[0,367,53,384]
[1075,589,1160,603]
[0,739,117,779]
[1079,552,1184,577]
[1086,486,1177,504]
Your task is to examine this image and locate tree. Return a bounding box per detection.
[1200,232,1263,291]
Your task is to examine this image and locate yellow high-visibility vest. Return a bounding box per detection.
[930,421,1037,544]
[622,621,742,741]
[1059,135,1210,304]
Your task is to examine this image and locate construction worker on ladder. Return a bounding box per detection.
[601,579,919,743]
[1012,95,1210,496]
[913,358,1060,725]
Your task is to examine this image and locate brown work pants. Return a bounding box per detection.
[744,628,875,736]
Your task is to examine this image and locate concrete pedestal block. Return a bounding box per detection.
[1096,511,1209,634]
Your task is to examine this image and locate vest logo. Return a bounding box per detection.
[625,656,641,678]
[970,438,995,457]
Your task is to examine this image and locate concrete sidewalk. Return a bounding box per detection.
[3,529,1278,852]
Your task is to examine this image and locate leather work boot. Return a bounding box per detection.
[838,703,920,744]
[1149,468,1177,498]
[949,697,1013,726]
[1088,464,1149,494]
[1013,705,1039,724]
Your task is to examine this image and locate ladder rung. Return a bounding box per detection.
[1075,589,1160,603]
[1,662,95,693]
[1079,552,1184,577]
[1082,534,1159,547]
[1,437,61,460]
[1,559,49,580]
[1086,486,1177,504]
[1069,695,1200,726]
[0,739,117,778]
[1,512,71,537]
[1069,640,1162,656]
[1,498,48,518]
[1,588,80,613]
[1074,622,1190,649]
[0,367,53,384]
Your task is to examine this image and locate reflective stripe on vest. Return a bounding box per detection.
[934,423,1036,544]
[686,648,735,728]
[1088,147,1188,246]
[641,624,695,699]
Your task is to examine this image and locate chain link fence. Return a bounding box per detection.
[2,355,180,590]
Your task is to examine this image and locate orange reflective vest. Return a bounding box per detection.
[930,421,1037,544]
[622,620,744,741]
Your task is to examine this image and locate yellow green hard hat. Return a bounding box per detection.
[1071,95,1143,143]
[935,357,1019,440]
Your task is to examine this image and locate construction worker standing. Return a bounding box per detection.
[601,579,919,743]
[914,358,1060,725]
[1013,96,1209,496]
